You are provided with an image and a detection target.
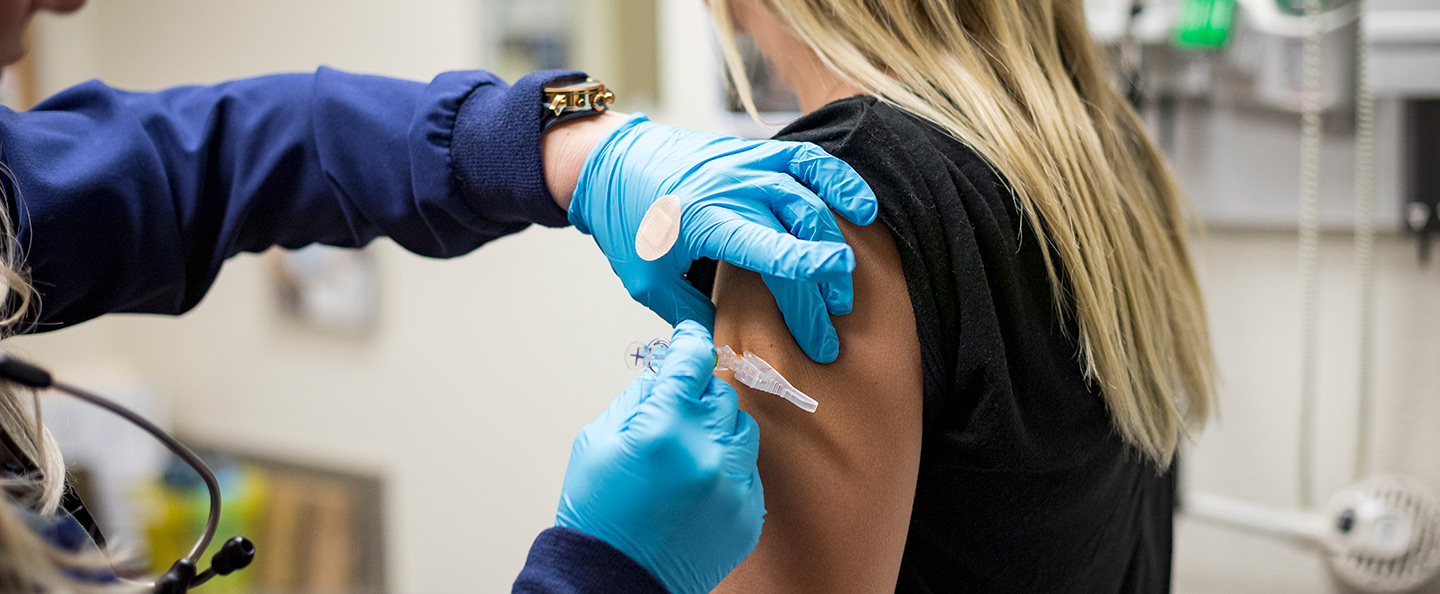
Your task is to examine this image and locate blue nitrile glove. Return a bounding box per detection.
[569,114,878,363]
[556,320,764,594]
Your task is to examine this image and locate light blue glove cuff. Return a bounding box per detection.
[568,112,652,235]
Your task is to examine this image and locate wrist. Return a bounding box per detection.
[450,69,585,229]
[542,110,630,211]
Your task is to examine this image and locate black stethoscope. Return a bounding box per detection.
[0,354,254,593]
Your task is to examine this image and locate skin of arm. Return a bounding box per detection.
[542,110,629,209]
[711,216,924,592]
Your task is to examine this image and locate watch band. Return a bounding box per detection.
[541,78,615,132]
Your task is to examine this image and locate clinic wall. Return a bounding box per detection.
[31,0,483,90]
[1178,231,1440,594]
[12,3,1440,593]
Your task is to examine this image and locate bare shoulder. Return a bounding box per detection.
[712,217,924,592]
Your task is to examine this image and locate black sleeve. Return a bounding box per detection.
[771,97,977,435]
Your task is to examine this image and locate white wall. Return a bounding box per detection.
[32,0,483,89]
[10,1,1440,593]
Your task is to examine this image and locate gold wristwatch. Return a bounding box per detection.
[541,78,615,131]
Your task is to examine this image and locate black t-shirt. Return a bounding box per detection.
[699,96,1176,593]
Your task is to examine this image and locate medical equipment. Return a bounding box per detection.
[1235,0,1360,38]
[626,337,672,375]
[1175,0,1236,49]
[626,338,819,413]
[714,346,819,413]
[1406,101,1439,261]
[1186,476,1440,593]
[0,354,254,593]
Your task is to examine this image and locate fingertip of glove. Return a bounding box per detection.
[673,319,711,339]
[806,244,855,283]
[804,331,840,364]
[855,199,879,226]
[834,175,879,226]
[666,295,717,332]
[826,293,854,316]
[671,321,716,356]
[660,322,718,384]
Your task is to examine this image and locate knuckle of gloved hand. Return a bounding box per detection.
[667,363,710,392]
[660,442,725,492]
[671,323,713,351]
[781,202,819,233]
[634,426,686,462]
[688,454,727,494]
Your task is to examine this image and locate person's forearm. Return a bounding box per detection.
[542,111,630,210]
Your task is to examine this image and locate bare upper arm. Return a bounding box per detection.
[711,217,924,593]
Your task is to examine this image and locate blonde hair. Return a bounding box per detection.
[713,0,1215,466]
[0,163,62,512]
[0,172,134,592]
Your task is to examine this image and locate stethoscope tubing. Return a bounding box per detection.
[0,353,246,591]
[48,380,220,565]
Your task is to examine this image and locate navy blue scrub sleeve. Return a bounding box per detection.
[0,67,581,331]
[513,527,669,594]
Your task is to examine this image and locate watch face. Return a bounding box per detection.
[544,79,613,117]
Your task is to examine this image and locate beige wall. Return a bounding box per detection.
[32,0,482,91]
[11,1,1440,592]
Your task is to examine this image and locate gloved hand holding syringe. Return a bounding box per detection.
[626,337,820,413]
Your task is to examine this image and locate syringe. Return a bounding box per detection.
[624,338,819,413]
[713,346,819,413]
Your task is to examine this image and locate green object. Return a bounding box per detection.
[1175,0,1238,50]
